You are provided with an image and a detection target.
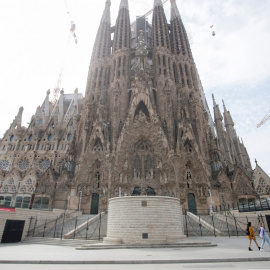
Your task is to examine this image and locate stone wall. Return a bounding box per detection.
[0,208,80,243]
[104,196,186,244]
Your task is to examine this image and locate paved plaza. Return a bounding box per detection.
[0,236,270,265]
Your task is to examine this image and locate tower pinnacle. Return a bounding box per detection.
[170,0,181,19]
[154,0,163,7]
[101,0,111,23]
[120,0,129,10]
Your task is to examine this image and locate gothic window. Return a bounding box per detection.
[28,186,35,193]
[93,138,103,152]
[137,141,149,150]
[26,179,32,186]
[18,159,30,171]
[3,185,8,192]
[95,160,101,169]
[266,185,270,194]
[145,155,153,173]
[29,134,33,141]
[257,186,264,194]
[134,101,150,121]
[259,178,266,186]
[134,155,142,172]
[184,140,192,153]
[48,134,52,141]
[10,185,16,193]
[10,135,14,142]
[0,159,9,170]
[67,134,72,141]
[94,172,100,189]
[39,159,50,171]
[21,185,27,192]
[8,178,14,185]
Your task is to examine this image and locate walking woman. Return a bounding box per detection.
[247,222,260,251]
[260,223,270,251]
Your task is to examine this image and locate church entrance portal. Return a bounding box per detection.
[90,193,99,214]
[188,193,197,214]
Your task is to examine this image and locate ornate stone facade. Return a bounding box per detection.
[0,0,269,213]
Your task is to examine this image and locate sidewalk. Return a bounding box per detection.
[0,237,270,264]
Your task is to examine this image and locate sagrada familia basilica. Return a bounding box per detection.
[0,0,269,214]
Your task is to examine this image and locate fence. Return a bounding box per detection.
[183,208,266,238]
[27,211,107,241]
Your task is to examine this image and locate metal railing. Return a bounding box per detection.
[184,208,266,238]
[27,212,107,241]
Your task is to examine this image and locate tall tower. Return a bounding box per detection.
[70,0,256,213]
[0,0,262,214]
[110,0,131,150]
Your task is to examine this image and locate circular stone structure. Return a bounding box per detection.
[103,196,186,245]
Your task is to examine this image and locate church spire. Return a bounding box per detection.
[222,100,235,127]
[91,0,111,61]
[212,94,223,122]
[170,0,181,20]
[112,0,131,52]
[86,1,112,95]
[120,0,129,10]
[170,0,192,58]
[152,0,170,50]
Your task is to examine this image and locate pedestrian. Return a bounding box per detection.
[247,222,260,251]
[259,222,270,251]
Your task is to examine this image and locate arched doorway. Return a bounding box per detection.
[188,193,197,214]
[90,193,99,214]
[132,187,141,196]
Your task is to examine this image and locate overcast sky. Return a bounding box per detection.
[0,0,269,175]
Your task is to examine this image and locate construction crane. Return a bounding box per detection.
[142,0,169,17]
[52,0,78,105]
[257,110,270,128]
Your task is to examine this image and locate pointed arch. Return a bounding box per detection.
[134,101,150,122]
[93,137,103,152]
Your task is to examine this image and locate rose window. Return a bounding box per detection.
[39,159,50,171]
[0,160,9,170]
[18,159,30,171]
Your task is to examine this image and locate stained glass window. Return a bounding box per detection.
[39,159,50,171]
[18,159,30,171]
[0,160,9,170]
